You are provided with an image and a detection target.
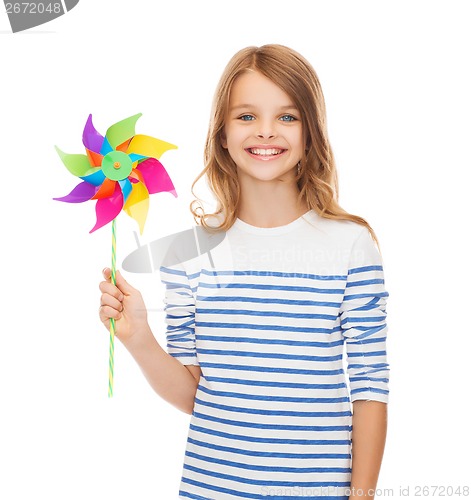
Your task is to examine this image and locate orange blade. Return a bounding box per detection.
[85,148,103,167]
[116,138,132,153]
[91,178,117,200]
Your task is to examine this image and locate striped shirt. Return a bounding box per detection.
[159,209,390,500]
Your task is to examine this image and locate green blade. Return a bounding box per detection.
[55,146,96,177]
[105,113,142,150]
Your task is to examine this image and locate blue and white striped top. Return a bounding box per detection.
[159,209,390,500]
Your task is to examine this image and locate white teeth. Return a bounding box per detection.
[249,148,284,156]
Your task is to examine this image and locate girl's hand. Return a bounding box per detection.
[98,268,148,343]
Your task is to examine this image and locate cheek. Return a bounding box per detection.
[223,126,242,151]
[291,127,304,150]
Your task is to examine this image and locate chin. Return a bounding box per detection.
[238,166,294,181]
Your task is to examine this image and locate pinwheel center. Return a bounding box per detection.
[101,151,133,181]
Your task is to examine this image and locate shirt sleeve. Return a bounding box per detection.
[339,226,390,403]
[159,261,199,366]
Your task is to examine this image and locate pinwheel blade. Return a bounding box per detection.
[116,139,132,153]
[105,113,142,150]
[90,184,124,233]
[137,158,178,196]
[55,146,96,177]
[91,178,116,200]
[80,168,106,186]
[53,181,98,203]
[128,153,146,163]
[118,179,132,204]
[123,182,149,235]
[85,148,103,168]
[99,137,113,156]
[127,134,177,159]
[82,114,105,154]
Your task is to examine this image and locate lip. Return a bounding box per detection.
[245,145,287,161]
[247,144,286,150]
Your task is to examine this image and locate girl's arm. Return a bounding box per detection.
[121,322,199,415]
[339,227,391,499]
[349,401,388,499]
[99,268,199,415]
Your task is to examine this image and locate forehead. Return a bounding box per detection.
[229,70,296,108]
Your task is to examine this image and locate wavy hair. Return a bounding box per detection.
[189,44,381,250]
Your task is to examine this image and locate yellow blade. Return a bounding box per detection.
[123,182,149,235]
[126,134,177,159]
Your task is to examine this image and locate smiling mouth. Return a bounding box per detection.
[246,148,286,156]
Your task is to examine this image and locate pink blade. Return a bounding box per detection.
[53,181,98,203]
[89,182,124,233]
[136,158,177,196]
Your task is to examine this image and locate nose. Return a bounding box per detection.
[257,131,275,139]
[256,119,276,139]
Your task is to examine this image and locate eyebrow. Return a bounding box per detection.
[229,104,299,111]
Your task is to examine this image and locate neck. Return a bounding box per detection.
[236,173,309,228]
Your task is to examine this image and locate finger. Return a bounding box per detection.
[114,270,135,296]
[101,316,110,330]
[100,293,124,312]
[99,304,122,322]
[102,268,134,296]
[99,281,124,302]
[98,307,111,328]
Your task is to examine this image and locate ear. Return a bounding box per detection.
[220,130,228,149]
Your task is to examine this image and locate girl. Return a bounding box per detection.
[99,44,389,500]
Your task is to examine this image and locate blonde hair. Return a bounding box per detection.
[190,44,381,250]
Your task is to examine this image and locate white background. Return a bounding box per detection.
[1,1,470,498]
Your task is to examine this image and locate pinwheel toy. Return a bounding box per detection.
[53,113,178,397]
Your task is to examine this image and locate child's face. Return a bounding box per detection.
[222,70,303,184]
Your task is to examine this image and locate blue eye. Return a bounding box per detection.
[239,115,254,121]
[280,115,296,122]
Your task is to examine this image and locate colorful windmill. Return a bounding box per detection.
[53,113,178,397]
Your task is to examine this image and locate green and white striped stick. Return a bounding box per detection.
[108,218,117,398]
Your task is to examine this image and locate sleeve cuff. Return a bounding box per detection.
[170,352,199,366]
[351,390,389,404]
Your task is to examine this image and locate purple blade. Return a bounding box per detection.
[53,181,98,203]
[82,114,105,154]
[136,158,177,196]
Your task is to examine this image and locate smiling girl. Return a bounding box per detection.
[99,44,390,500]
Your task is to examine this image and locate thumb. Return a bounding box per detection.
[114,269,135,295]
